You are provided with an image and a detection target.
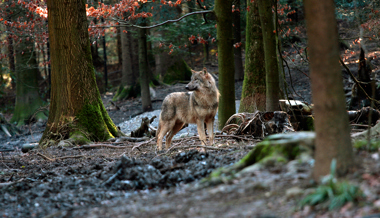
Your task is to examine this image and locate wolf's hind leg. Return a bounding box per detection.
[165,121,185,150]
[156,122,171,151]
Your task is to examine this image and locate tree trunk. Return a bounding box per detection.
[304,0,354,179]
[138,21,152,112]
[113,26,136,101]
[11,41,47,126]
[40,0,122,147]
[7,30,16,90]
[233,0,244,81]
[258,0,279,111]
[215,0,236,129]
[239,0,266,113]
[121,28,134,85]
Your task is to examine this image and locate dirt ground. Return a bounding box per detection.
[2,23,380,218]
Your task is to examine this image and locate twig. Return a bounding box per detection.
[37,152,54,161]
[131,138,156,152]
[76,144,133,149]
[36,152,84,161]
[339,58,380,105]
[351,124,370,127]
[109,10,213,29]
[166,144,224,154]
[0,178,24,188]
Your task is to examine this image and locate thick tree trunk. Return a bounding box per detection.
[11,42,47,126]
[233,0,244,81]
[304,0,354,179]
[258,0,280,111]
[40,0,122,147]
[215,0,236,129]
[138,21,152,112]
[239,0,266,113]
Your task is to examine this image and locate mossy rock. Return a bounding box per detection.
[112,84,141,101]
[163,59,192,84]
[247,140,301,166]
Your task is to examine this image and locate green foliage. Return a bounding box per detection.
[353,139,380,152]
[163,59,192,84]
[149,14,217,56]
[300,159,363,210]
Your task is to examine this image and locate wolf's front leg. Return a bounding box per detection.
[206,120,214,145]
[196,120,207,145]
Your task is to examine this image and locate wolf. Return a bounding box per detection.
[156,68,220,150]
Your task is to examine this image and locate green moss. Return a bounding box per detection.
[353,139,380,151]
[305,116,315,131]
[69,131,91,145]
[163,59,192,84]
[240,139,301,166]
[76,101,114,141]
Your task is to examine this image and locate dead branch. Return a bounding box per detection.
[112,10,213,29]
[339,58,380,105]
[166,144,225,154]
[36,152,84,161]
[131,138,156,152]
[76,144,133,149]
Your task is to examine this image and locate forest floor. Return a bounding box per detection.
[2,28,380,218]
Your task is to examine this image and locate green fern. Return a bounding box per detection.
[300,159,363,210]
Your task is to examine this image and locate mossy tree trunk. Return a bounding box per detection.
[233,0,244,81]
[11,40,47,126]
[304,0,354,179]
[239,0,266,113]
[258,0,280,111]
[138,20,152,112]
[40,0,122,147]
[215,0,236,129]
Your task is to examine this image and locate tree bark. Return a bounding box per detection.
[40,0,122,147]
[11,41,47,126]
[7,28,16,89]
[215,0,236,129]
[258,0,279,111]
[239,0,266,113]
[304,0,354,179]
[138,20,152,112]
[233,0,244,81]
[121,26,135,86]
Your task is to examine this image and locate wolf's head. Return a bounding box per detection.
[186,68,216,92]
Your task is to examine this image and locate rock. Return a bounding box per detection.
[285,187,303,199]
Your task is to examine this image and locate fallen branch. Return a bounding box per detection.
[131,138,156,152]
[76,144,133,149]
[37,152,84,161]
[166,144,225,153]
[0,179,24,188]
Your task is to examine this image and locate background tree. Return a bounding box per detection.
[215,0,236,129]
[233,0,244,81]
[304,0,354,179]
[258,0,279,111]
[139,19,152,112]
[11,40,47,126]
[239,0,266,112]
[40,0,122,147]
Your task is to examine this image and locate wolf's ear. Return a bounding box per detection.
[191,69,196,74]
[203,67,207,75]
